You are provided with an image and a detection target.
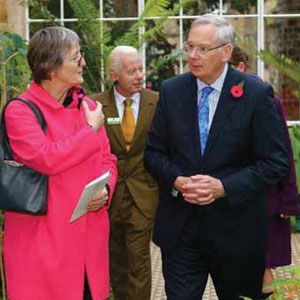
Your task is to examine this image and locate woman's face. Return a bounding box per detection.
[51,43,86,88]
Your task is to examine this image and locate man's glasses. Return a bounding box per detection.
[183,43,227,55]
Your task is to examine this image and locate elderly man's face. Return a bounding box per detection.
[112,54,144,97]
[186,23,232,85]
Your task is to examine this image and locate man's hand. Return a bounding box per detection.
[83,101,105,132]
[181,175,225,206]
[86,186,109,211]
[173,176,192,194]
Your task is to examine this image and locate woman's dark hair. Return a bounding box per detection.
[27,26,80,84]
[229,45,250,68]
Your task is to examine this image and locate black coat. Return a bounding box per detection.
[144,66,289,257]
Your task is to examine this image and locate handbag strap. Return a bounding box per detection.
[0,97,47,160]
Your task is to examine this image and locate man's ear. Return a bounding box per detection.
[110,71,118,83]
[223,44,233,63]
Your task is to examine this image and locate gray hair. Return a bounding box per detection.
[191,14,235,45]
[108,46,140,74]
[27,26,80,84]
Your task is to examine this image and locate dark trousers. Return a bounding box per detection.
[109,189,153,300]
[161,211,265,300]
[83,273,92,300]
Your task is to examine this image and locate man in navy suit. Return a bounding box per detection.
[144,14,289,300]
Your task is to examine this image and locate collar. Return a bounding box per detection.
[197,63,228,93]
[26,81,84,110]
[113,87,140,106]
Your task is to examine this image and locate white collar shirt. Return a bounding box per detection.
[114,87,140,124]
[196,63,228,130]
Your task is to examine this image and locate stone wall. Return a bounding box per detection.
[0,0,26,37]
[0,0,8,31]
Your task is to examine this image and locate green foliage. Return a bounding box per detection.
[183,0,255,14]
[0,32,30,111]
[116,0,170,47]
[241,266,300,300]
[230,0,256,13]
[116,0,197,47]
[146,43,183,90]
[269,266,300,299]
[66,0,112,91]
[23,0,56,22]
[259,50,300,98]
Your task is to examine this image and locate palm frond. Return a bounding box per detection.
[117,0,196,48]
[259,50,300,84]
[141,0,170,17]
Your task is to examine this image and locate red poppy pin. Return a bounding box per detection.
[231,81,244,98]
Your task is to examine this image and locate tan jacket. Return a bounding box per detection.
[93,88,159,219]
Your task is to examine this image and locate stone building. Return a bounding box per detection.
[0,0,26,37]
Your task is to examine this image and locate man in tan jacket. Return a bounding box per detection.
[93,46,159,300]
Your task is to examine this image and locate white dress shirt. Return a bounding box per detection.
[197,63,228,131]
[114,87,140,124]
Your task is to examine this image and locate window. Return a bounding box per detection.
[26,0,300,120]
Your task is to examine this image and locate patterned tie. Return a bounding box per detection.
[198,86,214,154]
[121,98,135,151]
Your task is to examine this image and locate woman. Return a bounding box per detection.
[3,27,117,300]
[263,98,300,294]
[230,46,300,297]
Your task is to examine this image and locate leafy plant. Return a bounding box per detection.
[242,266,300,300]
[117,0,195,47]
[230,0,256,13]
[0,32,30,112]
[259,50,300,98]
[66,0,111,91]
[22,0,56,22]
[269,266,300,299]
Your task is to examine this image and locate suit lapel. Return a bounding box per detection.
[182,74,202,163]
[131,89,153,148]
[102,89,127,151]
[204,67,242,157]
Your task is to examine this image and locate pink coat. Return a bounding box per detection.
[3,82,117,300]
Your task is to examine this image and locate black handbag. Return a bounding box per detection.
[0,97,48,215]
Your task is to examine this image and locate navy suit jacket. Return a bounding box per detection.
[144,66,289,256]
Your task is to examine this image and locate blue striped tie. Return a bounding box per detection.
[198,86,214,154]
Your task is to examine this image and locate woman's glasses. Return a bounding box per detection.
[67,52,85,66]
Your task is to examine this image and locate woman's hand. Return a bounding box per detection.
[86,186,109,211]
[280,213,290,219]
[83,101,105,132]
